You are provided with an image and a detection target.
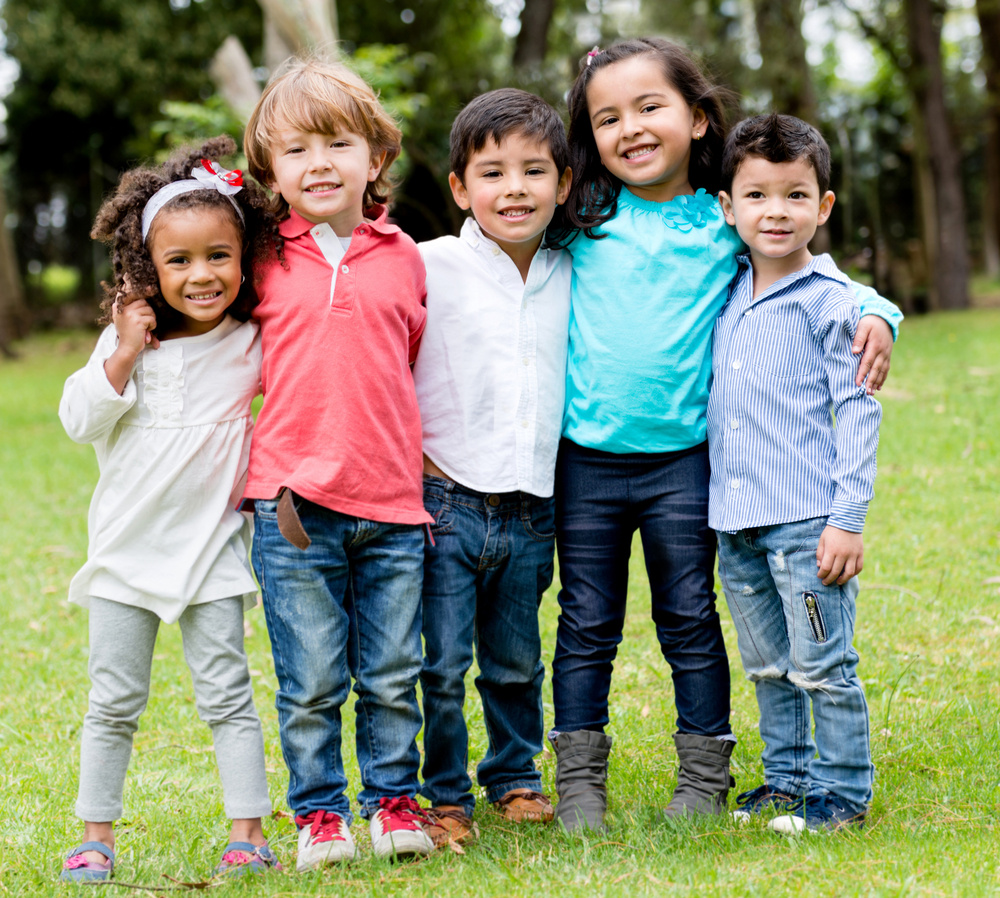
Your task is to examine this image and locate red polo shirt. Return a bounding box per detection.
[244,206,431,525]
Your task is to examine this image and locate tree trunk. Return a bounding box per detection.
[903,0,969,309]
[751,0,817,123]
[976,0,1000,276]
[0,183,27,356]
[256,0,338,55]
[210,36,263,123]
[513,0,556,72]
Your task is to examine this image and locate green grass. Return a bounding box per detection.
[1,315,999,896]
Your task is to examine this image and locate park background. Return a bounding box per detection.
[0,0,998,894]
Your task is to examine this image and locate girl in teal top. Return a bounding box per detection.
[545,37,898,832]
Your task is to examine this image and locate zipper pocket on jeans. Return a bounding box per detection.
[802,591,828,643]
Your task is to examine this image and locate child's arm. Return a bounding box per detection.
[852,284,903,394]
[103,296,159,394]
[819,296,883,586]
[59,299,156,444]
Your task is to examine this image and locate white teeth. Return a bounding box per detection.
[625,147,655,159]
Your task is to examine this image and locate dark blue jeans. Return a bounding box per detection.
[251,496,424,823]
[419,476,554,814]
[552,439,731,736]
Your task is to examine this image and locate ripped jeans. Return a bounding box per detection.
[717,517,873,808]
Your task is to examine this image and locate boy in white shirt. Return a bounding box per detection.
[412,88,572,844]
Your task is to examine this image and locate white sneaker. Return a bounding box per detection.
[369,796,434,859]
[295,810,357,871]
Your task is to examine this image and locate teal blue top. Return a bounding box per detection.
[563,187,901,454]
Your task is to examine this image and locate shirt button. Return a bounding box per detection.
[730,478,741,489]
[492,247,501,256]
[522,358,530,366]
[521,419,529,428]
[731,359,742,370]
[744,308,753,317]
[341,264,349,273]
[357,227,366,235]
[730,418,739,429]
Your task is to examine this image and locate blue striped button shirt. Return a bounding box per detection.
[707,253,882,534]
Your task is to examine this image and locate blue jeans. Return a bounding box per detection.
[420,476,553,814]
[251,496,424,823]
[716,517,874,808]
[552,439,731,736]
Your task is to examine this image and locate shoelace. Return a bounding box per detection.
[296,810,347,842]
[378,796,429,830]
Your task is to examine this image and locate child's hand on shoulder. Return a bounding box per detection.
[816,525,863,586]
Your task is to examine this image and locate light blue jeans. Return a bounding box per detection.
[716,517,874,808]
[252,496,424,823]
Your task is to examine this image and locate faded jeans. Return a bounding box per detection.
[252,496,424,822]
[717,517,874,808]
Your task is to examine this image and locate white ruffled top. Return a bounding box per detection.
[59,316,262,623]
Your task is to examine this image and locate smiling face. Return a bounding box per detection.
[719,154,835,281]
[148,206,243,338]
[585,55,707,204]
[449,131,571,271]
[267,124,386,236]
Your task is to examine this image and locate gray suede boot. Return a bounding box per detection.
[662,733,735,818]
[550,730,613,832]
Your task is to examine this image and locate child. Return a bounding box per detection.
[712,113,880,832]
[242,58,434,867]
[545,38,901,831]
[412,88,572,844]
[58,137,278,880]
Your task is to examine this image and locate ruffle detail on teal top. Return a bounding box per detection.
[659,188,717,232]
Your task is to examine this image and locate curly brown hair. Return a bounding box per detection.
[91,136,276,337]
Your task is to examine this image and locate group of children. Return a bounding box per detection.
[57,35,899,882]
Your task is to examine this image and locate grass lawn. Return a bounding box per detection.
[1,311,998,896]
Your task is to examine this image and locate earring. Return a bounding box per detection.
[693,131,702,140]
[241,275,246,284]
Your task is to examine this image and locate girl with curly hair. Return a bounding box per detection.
[58,137,280,881]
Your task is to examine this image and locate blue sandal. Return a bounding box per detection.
[60,841,115,882]
[215,841,282,877]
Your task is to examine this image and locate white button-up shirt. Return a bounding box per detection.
[414,218,571,497]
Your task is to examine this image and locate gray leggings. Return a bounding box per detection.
[76,597,272,822]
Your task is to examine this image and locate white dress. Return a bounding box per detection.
[59,316,262,624]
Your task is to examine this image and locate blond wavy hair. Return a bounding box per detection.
[244,57,402,219]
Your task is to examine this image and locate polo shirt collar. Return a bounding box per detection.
[278,204,400,239]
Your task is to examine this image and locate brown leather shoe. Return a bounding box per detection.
[423,806,477,847]
[493,789,554,823]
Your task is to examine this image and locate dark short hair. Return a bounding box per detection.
[722,113,832,194]
[449,88,569,181]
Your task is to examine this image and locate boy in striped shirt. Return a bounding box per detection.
[709,113,883,833]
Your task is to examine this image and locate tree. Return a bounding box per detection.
[976,0,1000,275]
[750,0,817,123]
[844,0,970,309]
[0,179,25,354]
[1,0,262,293]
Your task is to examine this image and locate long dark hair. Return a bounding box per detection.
[549,37,735,248]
